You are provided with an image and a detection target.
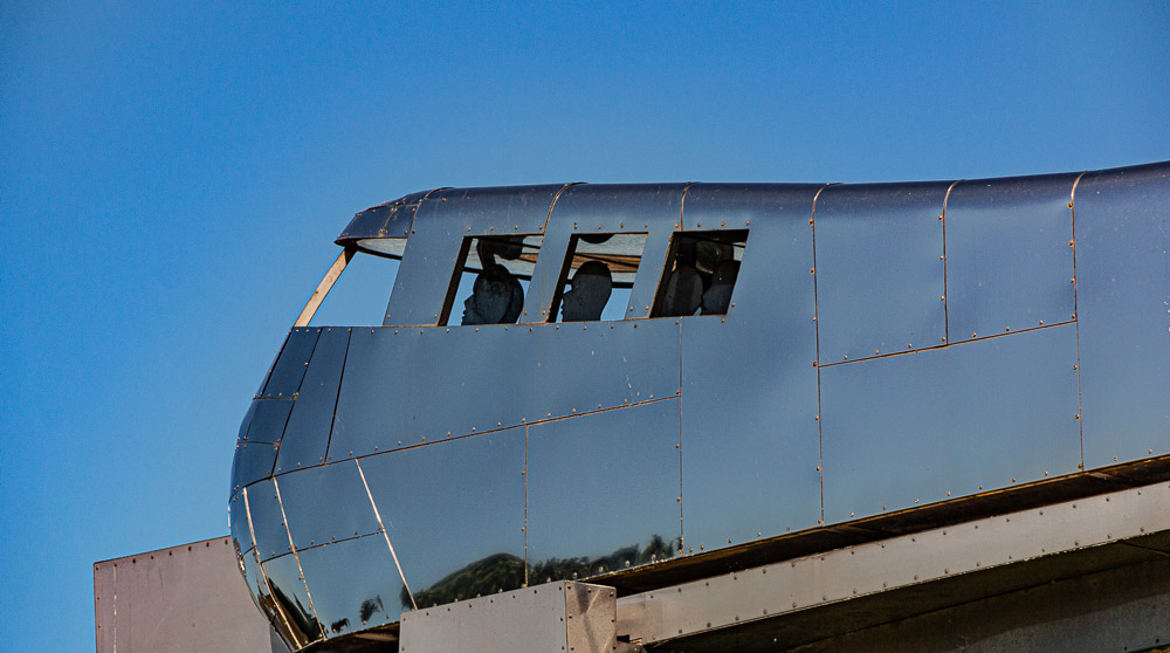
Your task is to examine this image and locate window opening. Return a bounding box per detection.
[550,233,648,322]
[651,230,748,317]
[442,235,544,326]
[309,248,402,326]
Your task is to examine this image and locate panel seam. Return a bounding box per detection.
[355,458,418,610]
[811,183,832,525]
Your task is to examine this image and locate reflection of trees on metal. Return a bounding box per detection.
[228,163,1170,651]
[405,536,678,609]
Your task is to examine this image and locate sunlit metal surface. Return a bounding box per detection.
[944,173,1078,343]
[274,327,349,473]
[276,461,380,551]
[820,325,1081,521]
[360,428,525,608]
[245,480,293,561]
[384,185,563,326]
[527,400,682,579]
[814,182,949,361]
[679,184,822,551]
[260,328,320,398]
[1074,162,1170,468]
[328,319,679,463]
[296,534,405,637]
[229,162,1170,649]
[260,553,321,647]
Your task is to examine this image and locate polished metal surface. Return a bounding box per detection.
[295,533,405,636]
[384,185,563,326]
[240,398,294,444]
[329,318,680,463]
[678,184,822,550]
[259,553,321,647]
[231,440,279,493]
[245,480,293,561]
[399,581,617,653]
[94,537,290,653]
[814,182,949,361]
[260,328,320,398]
[276,461,380,551]
[274,327,350,473]
[820,325,1080,521]
[944,174,1078,343]
[527,400,682,579]
[230,162,1170,650]
[359,428,525,608]
[1074,163,1170,468]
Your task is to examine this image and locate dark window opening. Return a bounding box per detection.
[651,230,747,317]
[441,235,544,326]
[550,233,648,322]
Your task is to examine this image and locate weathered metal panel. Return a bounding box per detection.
[276,461,380,551]
[1075,162,1170,468]
[815,182,949,362]
[328,320,679,462]
[384,185,562,326]
[246,480,293,561]
[274,327,350,473]
[527,400,683,580]
[944,174,1078,342]
[296,534,405,639]
[399,581,616,653]
[93,537,287,653]
[359,428,526,609]
[260,328,321,398]
[679,184,822,551]
[820,325,1081,521]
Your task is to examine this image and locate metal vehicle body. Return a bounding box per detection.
[228,162,1169,651]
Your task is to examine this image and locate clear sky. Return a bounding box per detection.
[1,1,1168,650]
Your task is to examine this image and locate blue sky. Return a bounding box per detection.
[1,1,1167,650]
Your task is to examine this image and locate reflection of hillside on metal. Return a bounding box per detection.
[221,163,1169,651]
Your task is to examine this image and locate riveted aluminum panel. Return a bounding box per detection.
[276,461,380,550]
[360,428,526,609]
[337,190,431,244]
[247,480,294,561]
[260,553,323,647]
[815,182,949,362]
[261,328,321,398]
[820,325,1081,522]
[1075,162,1170,468]
[399,581,617,653]
[94,538,288,653]
[679,184,822,551]
[329,319,679,461]
[230,491,253,553]
[240,545,285,638]
[242,398,294,444]
[945,174,1078,342]
[232,440,279,495]
[238,399,258,440]
[615,482,1170,648]
[275,327,350,473]
[296,534,405,638]
[527,400,682,581]
[385,185,563,326]
[527,183,686,321]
